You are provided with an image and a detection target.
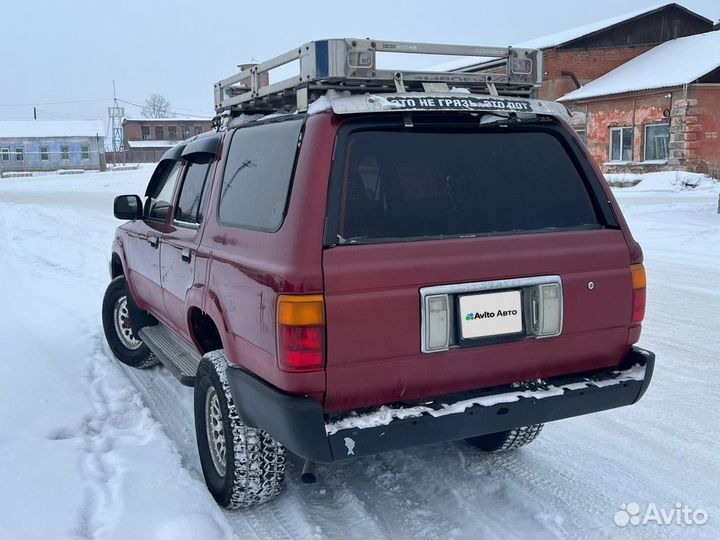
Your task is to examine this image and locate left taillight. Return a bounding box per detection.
[277,294,325,372]
[631,263,647,323]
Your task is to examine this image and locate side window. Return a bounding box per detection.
[145,160,182,221]
[175,161,212,224]
[218,119,303,231]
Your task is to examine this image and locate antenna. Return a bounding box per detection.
[108,80,125,160]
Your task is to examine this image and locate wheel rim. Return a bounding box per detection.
[205,386,227,477]
[113,296,142,350]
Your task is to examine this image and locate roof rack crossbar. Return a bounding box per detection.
[214,38,543,115]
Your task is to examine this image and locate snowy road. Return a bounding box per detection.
[0,168,718,539]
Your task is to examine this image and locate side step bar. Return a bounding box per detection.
[138,325,201,386]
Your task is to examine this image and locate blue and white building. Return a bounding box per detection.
[0,121,106,174]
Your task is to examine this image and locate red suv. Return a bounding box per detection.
[102,39,654,509]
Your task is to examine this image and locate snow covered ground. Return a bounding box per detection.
[0,167,718,539]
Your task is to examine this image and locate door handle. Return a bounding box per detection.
[181,248,192,263]
[148,235,159,249]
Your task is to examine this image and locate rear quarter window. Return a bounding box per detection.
[218,119,303,232]
[329,127,602,244]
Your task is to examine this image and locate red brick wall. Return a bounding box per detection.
[122,122,143,142]
[690,86,720,173]
[122,119,213,144]
[567,86,720,175]
[540,47,653,101]
[567,90,677,171]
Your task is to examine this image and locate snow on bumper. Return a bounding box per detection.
[226,347,655,463]
[326,363,647,436]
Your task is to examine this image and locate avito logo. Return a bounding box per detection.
[466,309,518,321]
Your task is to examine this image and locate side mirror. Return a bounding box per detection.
[114,194,143,220]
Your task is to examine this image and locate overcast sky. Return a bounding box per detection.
[1,0,718,130]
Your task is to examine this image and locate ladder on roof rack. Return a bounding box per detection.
[214,38,543,115]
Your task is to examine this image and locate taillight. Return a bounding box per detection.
[277,295,325,371]
[631,263,646,323]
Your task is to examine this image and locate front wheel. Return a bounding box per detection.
[101,276,157,369]
[466,424,544,452]
[194,351,286,509]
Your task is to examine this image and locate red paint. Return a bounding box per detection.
[113,112,645,414]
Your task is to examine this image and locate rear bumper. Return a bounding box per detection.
[226,346,655,463]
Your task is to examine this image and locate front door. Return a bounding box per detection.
[160,160,214,334]
[125,159,183,313]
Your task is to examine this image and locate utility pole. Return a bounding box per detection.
[33,107,37,120]
[107,80,125,164]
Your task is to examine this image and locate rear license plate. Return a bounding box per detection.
[459,290,522,339]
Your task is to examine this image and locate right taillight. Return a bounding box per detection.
[631,263,646,323]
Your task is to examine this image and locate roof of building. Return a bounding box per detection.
[427,2,711,72]
[126,140,179,149]
[123,117,211,123]
[0,120,105,139]
[558,30,720,101]
[517,2,710,50]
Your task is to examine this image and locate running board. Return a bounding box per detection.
[138,325,201,386]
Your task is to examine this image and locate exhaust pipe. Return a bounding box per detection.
[301,460,318,484]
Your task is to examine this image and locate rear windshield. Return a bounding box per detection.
[328,128,601,244]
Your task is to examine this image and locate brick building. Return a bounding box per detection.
[516,3,713,101]
[559,30,720,175]
[449,3,713,101]
[444,2,720,174]
[118,117,212,162]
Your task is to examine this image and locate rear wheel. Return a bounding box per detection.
[101,276,157,368]
[466,424,544,452]
[194,350,286,509]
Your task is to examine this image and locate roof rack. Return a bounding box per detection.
[214,38,543,115]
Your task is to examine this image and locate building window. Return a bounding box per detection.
[141,126,150,140]
[15,148,24,162]
[195,125,203,136]
[60,145,70,160]
[168,126,178,140]
[644,124,670,161]
[574,129,587,145]
[40,146,49,161]
[182,124,191,139]
[81,146,90,160]
[155,126,164,140]
[609,127,633,162]
[0,147,9,162]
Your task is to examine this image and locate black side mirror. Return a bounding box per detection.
[114,194,143,220]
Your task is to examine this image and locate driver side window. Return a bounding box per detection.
[145,160,182,221]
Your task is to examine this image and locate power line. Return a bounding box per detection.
[34,108,105,121]
[0,96,213,119]
[115,98,213,119]
[0,98,112,108]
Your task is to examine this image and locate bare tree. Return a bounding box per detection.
[141,94,174,118]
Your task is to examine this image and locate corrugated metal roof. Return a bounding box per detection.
[427,2,710,73]
[517,2,682,50]
[0,120,105,139]
[558,30,720,101]
[126,140,178,148]
[123,117,210,122]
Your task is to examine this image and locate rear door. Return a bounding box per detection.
[321,119,633,413]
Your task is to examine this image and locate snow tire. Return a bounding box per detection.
[194,350,286,509]
[101,276,157,369]
[466,424,544,452]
